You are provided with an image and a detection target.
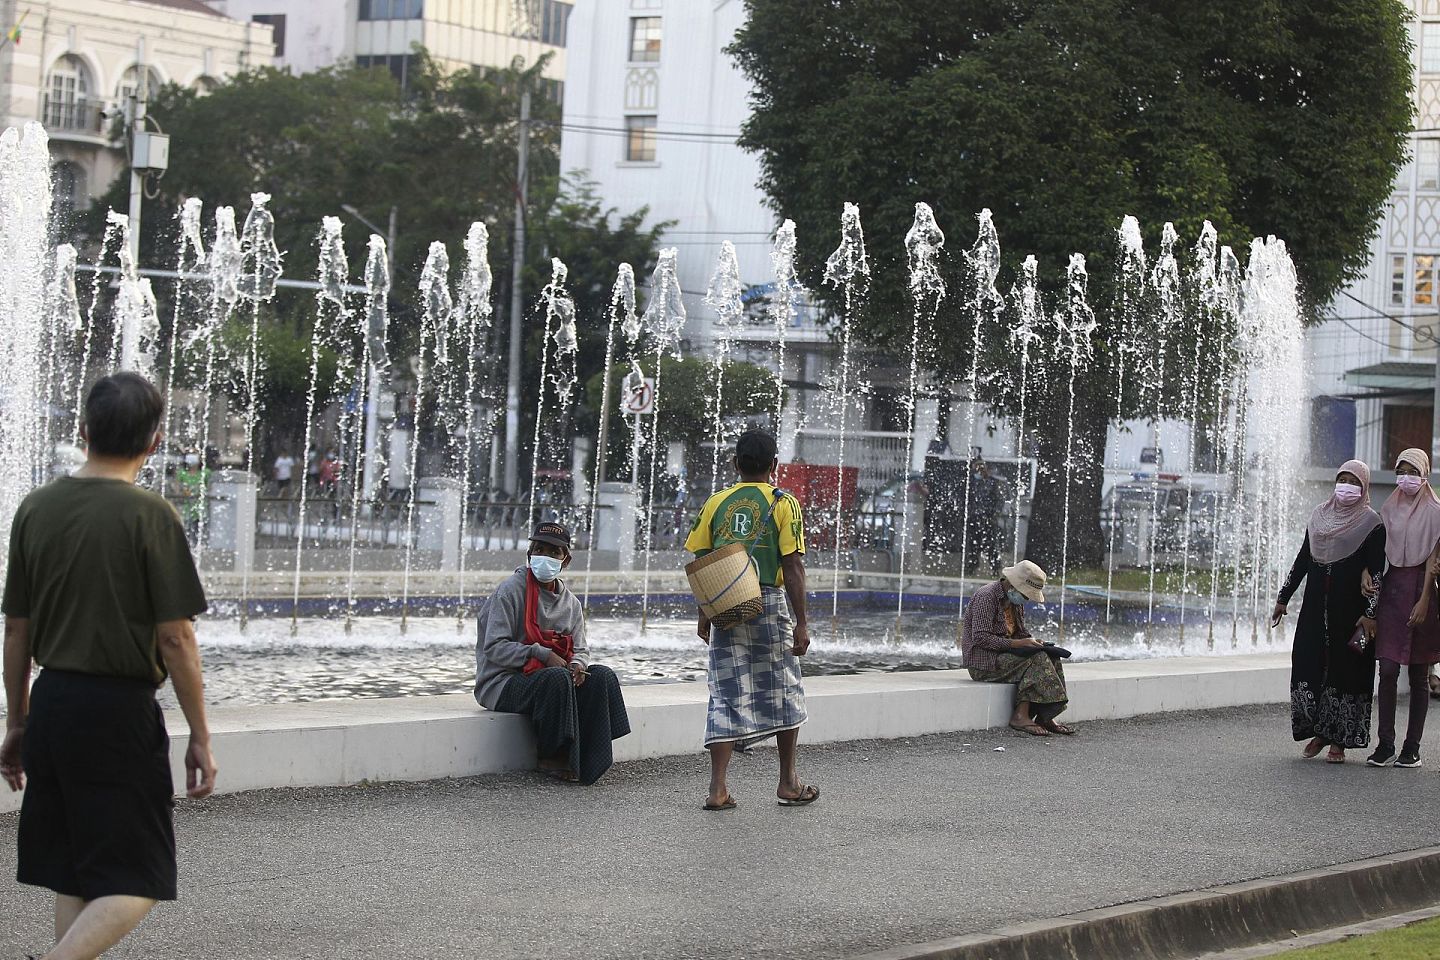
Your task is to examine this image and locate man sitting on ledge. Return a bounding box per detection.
[474,521,630,784]
[960,560,1075,736]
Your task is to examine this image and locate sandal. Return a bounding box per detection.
[777,784,820,807]
[1008,720,1051,737]
[1041,721,1077,736]
[1326,746,1346,764]
[703,795,738,811]
[1302,737,1327,759]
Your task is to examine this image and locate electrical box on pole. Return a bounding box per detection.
[131,131,169,172]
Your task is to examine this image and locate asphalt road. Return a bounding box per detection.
[4,703,1440,960]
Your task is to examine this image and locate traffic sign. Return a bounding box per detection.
[622,375,656,415]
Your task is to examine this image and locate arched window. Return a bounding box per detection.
[192,75,219,94]
[116,65,164,104]
[44,55,93,130]
[51,162,86,223]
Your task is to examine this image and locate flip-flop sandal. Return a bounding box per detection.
[703,796,738,811]
[777,784,820,807]
[1326,748,1346,764]
[1043,722,1078,736]
[1008,721,1051,737]
[1302,737,1327,759]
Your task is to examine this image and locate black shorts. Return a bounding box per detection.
[18,669,177,901]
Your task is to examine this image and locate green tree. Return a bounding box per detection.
[83,53,667,483]
[730,0,1413,567]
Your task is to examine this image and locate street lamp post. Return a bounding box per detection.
[340,203,396,501]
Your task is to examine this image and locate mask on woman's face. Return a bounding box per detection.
[1398,474,1426,495]
[529,554,563,583]
[1334,482,1363,505]
[1005,588,1027,606]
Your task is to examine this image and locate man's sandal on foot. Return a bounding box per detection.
[703,795,737,811]
[777,784,819,807]
[1041,721,1077,735]
[1008,720,1050,736]
[1302,737,1327,759]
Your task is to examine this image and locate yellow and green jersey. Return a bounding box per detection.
[684,482,805,587]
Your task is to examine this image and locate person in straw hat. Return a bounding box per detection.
[685,430,817,811]
[960,560,1074,736]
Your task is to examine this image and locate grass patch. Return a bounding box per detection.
[1275,917,1440,958]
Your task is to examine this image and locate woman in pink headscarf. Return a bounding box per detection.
[1272,460,1385,763]
[1367,449,1440,768]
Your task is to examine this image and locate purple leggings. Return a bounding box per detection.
[1377,658,1431,752]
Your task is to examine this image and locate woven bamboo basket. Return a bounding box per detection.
[685,541,764,629]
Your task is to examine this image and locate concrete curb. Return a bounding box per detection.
[0,653,1290,814]
[852,846,1440,960]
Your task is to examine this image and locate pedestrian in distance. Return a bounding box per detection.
[2,372,216,960]
[960,560,1075,736]
[272,448,296,496]
[1273,459,1385,764]
[1366,448,1440,768]
[685,429,818,811]
[474,521,630,785]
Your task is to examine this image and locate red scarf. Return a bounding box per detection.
[522,570,573,674]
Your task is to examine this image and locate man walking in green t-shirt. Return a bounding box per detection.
[685,430,818,811]
[2,372,216,960]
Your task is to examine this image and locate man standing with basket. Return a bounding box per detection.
[685,430,818,811]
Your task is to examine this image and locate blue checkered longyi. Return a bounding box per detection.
[705,587,807,747]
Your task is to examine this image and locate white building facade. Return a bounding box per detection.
[0,0,268,214]
[1308,1,1440,480]
[200,0,570,94]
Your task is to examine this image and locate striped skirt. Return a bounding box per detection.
[705,586,808,748]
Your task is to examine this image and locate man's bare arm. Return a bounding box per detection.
[157,618,217,798]
[1,617,31,790]
[780,552,810,655]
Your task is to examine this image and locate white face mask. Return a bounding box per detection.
[529,555,563,583]
[1398,474,1425,495]
[1334,482,1363,506]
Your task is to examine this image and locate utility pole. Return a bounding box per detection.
[125,38,147,280]
[503,89,530,497]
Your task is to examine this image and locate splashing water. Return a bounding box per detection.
[292,217,350,636]
[236,193,284,630]
[1105,217,1147,634]
[821,203,869,628]
[159,198,207,479]
[1009,255,1044,563]
[639,248,686,631]
[957,209,1003,636]
[769,220,801,430]
[41,244,81,458]
[454,223,495,627]
[705,241,746,497]
[345,235,391,632]
[1143,223,1181,643]
[584,264,639,609]
[899,203,946,634]
[1177,221,1219,643]
[1055,254,1097,640]
[405,241,453,633]
[528,257,577,525]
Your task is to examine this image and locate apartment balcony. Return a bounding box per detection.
[42,96,112,146]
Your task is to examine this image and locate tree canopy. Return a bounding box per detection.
[730,0,1414,566]
[82,52,669,486]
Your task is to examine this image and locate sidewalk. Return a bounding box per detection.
[5,704,1439,959]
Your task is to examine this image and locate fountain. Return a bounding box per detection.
[0,116,1325,707]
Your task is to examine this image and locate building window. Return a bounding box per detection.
[1393,255,1408,307]
[629,16,661,62]
[625,68,658,110]
[1426,22,1440,73]
[625,115,656,162]
[251,15,287,57]
[44,56,93,130]
[117,65,164,105]
[1417,254,1436,306]
[359,0,423,20]
[540,78,565,106]
[1421,138,1440,190]
[1385,404,1434,466]
[355,54,415,90]
[540,1,572,46]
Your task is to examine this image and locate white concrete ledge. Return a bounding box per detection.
[0,654,1290,814]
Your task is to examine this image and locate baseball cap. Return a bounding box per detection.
[530,521,572,550]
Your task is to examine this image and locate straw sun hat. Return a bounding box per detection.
[1001,560,1048,603]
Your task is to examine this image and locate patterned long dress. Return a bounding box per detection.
[1279,526,1386,748]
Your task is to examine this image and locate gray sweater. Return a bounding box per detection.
[474,567,589,710]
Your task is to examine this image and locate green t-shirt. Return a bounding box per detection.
[684,482,805,588]
[3,476,209,685]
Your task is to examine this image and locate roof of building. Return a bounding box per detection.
[130,0,228,18]
[1343,360,1436,392]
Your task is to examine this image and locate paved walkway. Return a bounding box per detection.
[4,703,1440,960]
